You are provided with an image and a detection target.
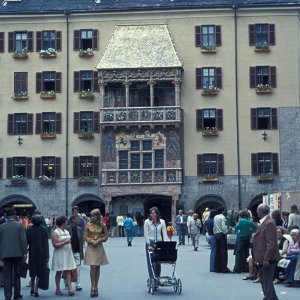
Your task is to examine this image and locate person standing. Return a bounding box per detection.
[66,215,84,292]
[186,210,194,244]
[204,209,217,272]
[136,212,145,237]
[116,214,124,237]
[69,206,85,230]
[189,213,201,251]
[176,210,187,245]
[123,213,135,246]
[109,212,117,238]
[213,207,231,273]
[0,207,27,300]
[84,209,108,298]
[288,204,300,231]
[252,204,280,300]
[26,213,49,297]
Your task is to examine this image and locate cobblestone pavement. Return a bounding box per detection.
[1,235,298,299]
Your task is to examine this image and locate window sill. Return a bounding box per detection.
[78,52,94,58]
[202,129,218,136]
[39,53,57,58]
[12,96,29,101]
[202,177,219,183]
[40,93,56,100]
[78,93,95,100]
[254,48,270,52]
[256,89,272,94]
[40,133,57,139]
[78,132,94,139]
[201,49,217,54]
[201,90,219,96]
[12,53,28,59]
[257,177,274,183]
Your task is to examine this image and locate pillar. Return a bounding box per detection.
[171,193,180,224]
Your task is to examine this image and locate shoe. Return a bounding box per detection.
[13,296,23,300]
[68,291,74,297]
[243,276,254,280]
[34,292,39,297]
[253,278,261,283]
[30,289,34,296]
[273,279,281,284]
[76,287,82,291]
[194,247,198,251]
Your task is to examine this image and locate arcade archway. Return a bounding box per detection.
[0,194,36,217]
[72,194,105,216]
[144,195,172,224]
[248,193,266,222]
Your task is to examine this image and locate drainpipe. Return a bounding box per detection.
[65,10,70,216]
[233,4,242,210]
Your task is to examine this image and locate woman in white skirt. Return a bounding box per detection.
[51,215,76,296]
[84,209,109,298]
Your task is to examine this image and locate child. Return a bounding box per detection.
[167,222,175,241]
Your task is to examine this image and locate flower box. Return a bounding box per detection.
[39,175,56,185]
[12,51,28,59]
[78,131,94,139]
[40,91,56,99]
[79,90,95,100]
[202,176,219,183]
[40,133,56,139]
[254,43,270,52]
[78,176,95,186]
[12,95,29,101]
[39,48,57,58]
[202,129,218,136]
[201,48,217,54]
[201,88,219,96]
[200,44,216,53]
[254,48,270,53]
[257,174,274,182]
[78,49,94,57]
[256,89,272,94]
[11,176,27,186]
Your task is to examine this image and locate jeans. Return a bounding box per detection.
[208,235,216,272]
[136,225,144,237]
[177,225,186,245]
[125,228,134,243]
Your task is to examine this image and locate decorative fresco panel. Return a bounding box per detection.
[166,130,180,160]
[102,131,116,162]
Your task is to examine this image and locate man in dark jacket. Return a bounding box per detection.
[0,207,27,300]
[66,215,84,291]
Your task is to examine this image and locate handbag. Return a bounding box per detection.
[17,260,28,278]
[38,263,50,290]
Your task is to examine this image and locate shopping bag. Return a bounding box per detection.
[38,263,50,290]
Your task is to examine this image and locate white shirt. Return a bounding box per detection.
[259,215,268,225]
[144,218,168,245]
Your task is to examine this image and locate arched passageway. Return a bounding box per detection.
[248,193,265,222]
[0,194,36,217]
[144,195,172,224]
[72,194,105,217]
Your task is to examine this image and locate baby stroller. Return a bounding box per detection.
[146,241,182,295]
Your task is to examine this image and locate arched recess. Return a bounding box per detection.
[72,194,105,216]
[144,195,172,224]
[194,194,227,222]
[248,193,266,222]
[0,194,36,216]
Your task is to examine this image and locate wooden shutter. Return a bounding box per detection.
[6,158,13,179]
[93,71,99,92]
[73,157,79,177]
[216,109,223,130]
[196,109,203,131]
[216,67,222,89]
[26,157,32,178]
[36,113,42,134]
[249,67,256,88]
[55,157,61,178]
[8,32,14,52]
[197,154,203,176]
[56,113,62,134]
[196,68,202,89]
[7,114,14,135]
[56,31,62,51]
[74,71,80,92]
[251,153,258,175]
[73,112,80,133]
[271,108,278,130]
[93,112,100,133]
[36,31,42,52]
[0,32,4,52]
[272,153,279,175]
[270,66,276,88]
[27,31,33,52]
[73,30,80,51]
[269,24,275,45]
[217,154,224,176]
[36,72,42,93]
[215,25,221,46]
[251,108,257,130]
[195,26,201,47]
[0,158,3,179]
[55,72,61,93]
[35,157,41,178]
[93,156,99,177]
[92,29,98,50]
[27,114,33,134]
[249,24,255,46]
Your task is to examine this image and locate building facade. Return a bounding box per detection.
[0,0,300,222]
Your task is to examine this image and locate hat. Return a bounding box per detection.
[6,207,17,216]
[290,229,300,236]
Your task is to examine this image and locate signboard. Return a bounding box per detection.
[263,192,281,211]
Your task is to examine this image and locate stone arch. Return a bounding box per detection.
[248,193,266,222]
[0,194,36,216]
[72,193,106,216]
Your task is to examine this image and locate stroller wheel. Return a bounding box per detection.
[150,278,155,295]
[177,278,182,294]
[147,278,150,293]
[173,279,178,293]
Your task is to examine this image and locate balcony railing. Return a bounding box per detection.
[100,106,182,125]
[102,168,182,185]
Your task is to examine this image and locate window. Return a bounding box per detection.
[251,108,277,130]
[36,72,62,93]
[195,25,221,47]
[14,72,28,94]
[197,154,224,176]
[73,156,99,177]
[7,113,33,135]
[73,29,98,51]
[8,31,33,52]
[118,140,164,170]
[196,109,223,131]
[73,71,99,92]
[249,66,276,88]
[35,156,61,178]
[251,153,279,175]
[36,31,62,51]
[6,157,32,178]
[249,24,275,46]
[0,32,4,53]
[73,112,100,133]
[196,68,222,89]
[35,112,62,134]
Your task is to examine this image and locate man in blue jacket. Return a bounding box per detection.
[176,210,187,245]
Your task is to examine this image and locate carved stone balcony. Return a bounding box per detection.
[102,168,182,185]
[100,106,182,127]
